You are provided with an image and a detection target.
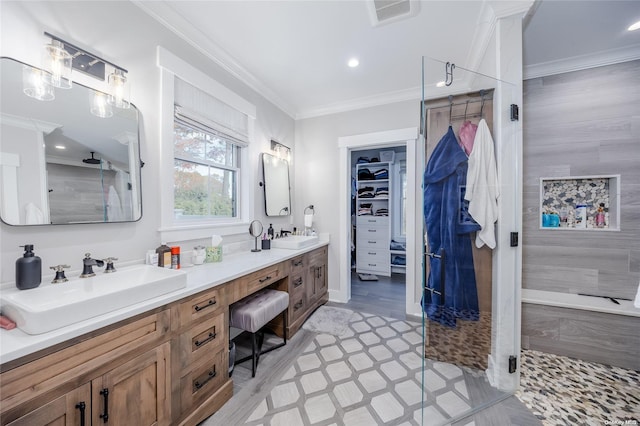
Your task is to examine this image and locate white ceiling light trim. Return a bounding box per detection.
[348,58,360,68]
[629,21,640,32]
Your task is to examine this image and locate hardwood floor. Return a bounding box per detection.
[329,271,408,320]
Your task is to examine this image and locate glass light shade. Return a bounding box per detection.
[90,90,113,118]
[22,65,55,101]
[107,68,130,109]
[43,40,72,89]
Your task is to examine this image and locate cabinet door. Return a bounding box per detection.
[7,383,90,426]
[92,343,171,426]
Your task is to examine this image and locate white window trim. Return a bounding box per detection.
[157,47,256,241]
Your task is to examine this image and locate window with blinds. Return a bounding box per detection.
[173,78,248,221]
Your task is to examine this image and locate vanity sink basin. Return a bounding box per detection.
[1,265,186,335]
[270,235,319,250]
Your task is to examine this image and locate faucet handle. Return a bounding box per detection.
[103,257,118,273]
[50,265,71,284]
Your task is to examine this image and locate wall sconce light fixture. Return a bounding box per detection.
[22,65,55,101]
[270,140,291,163]
[90,90,114,119]
[24,32,131,117]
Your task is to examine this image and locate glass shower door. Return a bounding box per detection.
[419,55,521,425]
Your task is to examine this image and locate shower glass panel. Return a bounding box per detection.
[419,55,520,425]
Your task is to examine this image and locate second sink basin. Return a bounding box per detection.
[270,235,319,250]
[1,264,187,335]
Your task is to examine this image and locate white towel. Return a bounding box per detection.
[24,202,44,225]
[465,119,499,249]
[304,213,314,228]
[107,185,124,221]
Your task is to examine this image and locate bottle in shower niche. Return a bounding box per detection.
[595,203,606,228]
[575,204,587,229]
[16,244,41,290]
[156,242,171,268]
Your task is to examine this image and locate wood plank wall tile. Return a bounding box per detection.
[523,59,640,300]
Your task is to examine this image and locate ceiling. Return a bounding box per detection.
[136,0,640,119]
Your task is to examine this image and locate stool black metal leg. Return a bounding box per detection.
[251,332,257,378]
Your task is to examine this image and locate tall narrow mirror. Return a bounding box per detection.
[261,152,291,216]
[0,57,142,225]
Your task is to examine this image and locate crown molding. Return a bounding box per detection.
[524,44,640,80]
[133,1,297,119]
[295,86,422,120]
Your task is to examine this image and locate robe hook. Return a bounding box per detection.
[445,62,455,86]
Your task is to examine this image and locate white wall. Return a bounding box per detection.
[0,1,295,283]
[294,100,419,295]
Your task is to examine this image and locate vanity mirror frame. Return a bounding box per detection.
[0,56,143,226]
[261,152,291,217]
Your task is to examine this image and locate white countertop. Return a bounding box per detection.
[522,289,640,318]
[0,239,329,365]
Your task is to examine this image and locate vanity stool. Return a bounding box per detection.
[230,288,289,377]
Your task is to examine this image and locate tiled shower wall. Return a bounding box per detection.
[523,59,640,299]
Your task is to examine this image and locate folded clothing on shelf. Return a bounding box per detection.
[373,169,388,179]
[390,240,406,251]
[374,208,388,216]
[358,186,375,198]
[358,168,374,181]
[391,255,406,265]
[358,203,373,216]
[375,187,389,198]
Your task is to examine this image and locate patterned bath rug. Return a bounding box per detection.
[302,306,355,336]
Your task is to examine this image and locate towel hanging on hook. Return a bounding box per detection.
[448,95,454,125]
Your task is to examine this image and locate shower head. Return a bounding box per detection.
[82,152,101,165]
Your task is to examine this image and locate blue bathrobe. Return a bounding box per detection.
[423,126,480,327]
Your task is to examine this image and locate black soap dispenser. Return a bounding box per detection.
[16,244,42,290]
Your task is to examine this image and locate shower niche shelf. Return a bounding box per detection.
[539,175,620,231]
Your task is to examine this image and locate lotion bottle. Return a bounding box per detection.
[16,244,42,290]
[156,243,171,268]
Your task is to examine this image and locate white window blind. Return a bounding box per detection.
[174,78,249,145]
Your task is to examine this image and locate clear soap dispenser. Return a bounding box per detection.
[16,244,42,290]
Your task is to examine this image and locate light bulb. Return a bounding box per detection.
[91,91,113,118]
[107,68,130,109]
[22,65,55,101]
[43,40,72,89]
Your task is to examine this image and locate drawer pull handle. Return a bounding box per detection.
[195,330,217,347]
[76,401,86,426]
[368,263,376,267]
[99,388,109,423]
[194,366,217,391]
[368,252,376,255]
[293,260,303,267]
[259,275,272,283]
[293,277,303,287]
[194,298,216,312]
[367,229,376,233]
[368,241,376,244]
[294,300,303,310]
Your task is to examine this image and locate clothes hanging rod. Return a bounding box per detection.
[449,112,484,121]
[426,96,494,109]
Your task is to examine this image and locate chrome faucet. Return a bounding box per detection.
[80,253,104,278]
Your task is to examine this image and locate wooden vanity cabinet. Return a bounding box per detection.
[286,246,329,337]
[0,245,328,426]
[173,285,232,426]
[1,310,171,426]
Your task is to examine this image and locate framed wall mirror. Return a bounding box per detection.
[0,57,142,225]
[261,152,291,216]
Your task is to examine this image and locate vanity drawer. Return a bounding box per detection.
[179,286,226,327]
[176,311,226,373]
[289,291,307,323]
[179,346,226,410]
[245,265,283,295]
[289,273,306,294]
[289,255,307,275]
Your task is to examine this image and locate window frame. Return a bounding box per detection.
[157,47,256,241]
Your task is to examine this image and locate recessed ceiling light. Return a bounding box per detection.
[628,20,640,31]
[436,81,446,88]
[54,145,66,150]
[348,58,359,68]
